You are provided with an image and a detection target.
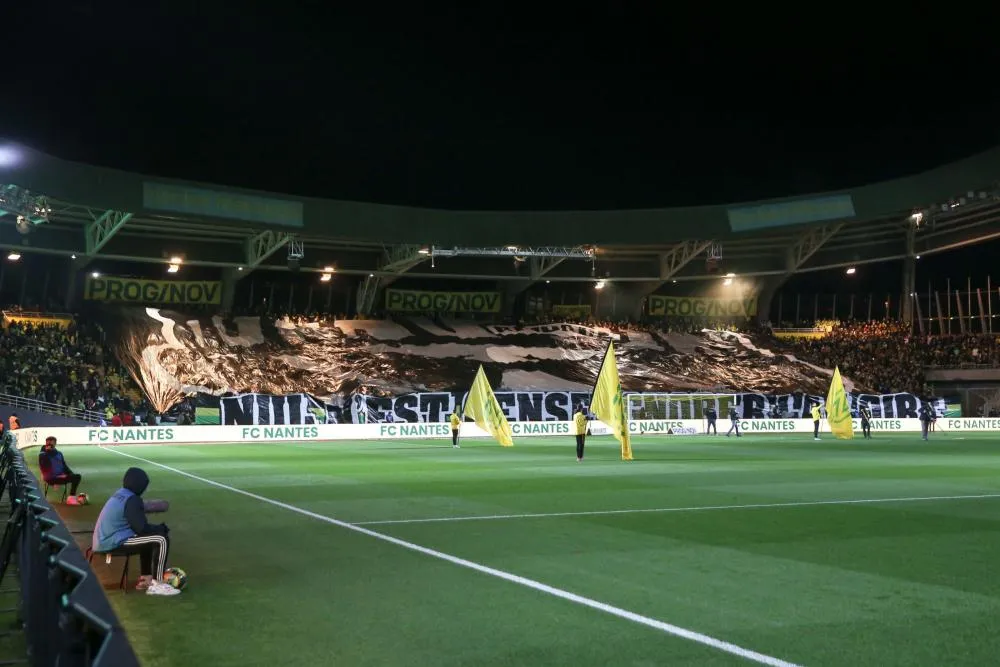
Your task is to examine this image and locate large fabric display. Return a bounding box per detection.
[110,308,860,402]
[106,308,954,425]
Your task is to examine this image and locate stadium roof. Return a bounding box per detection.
[1,141,999,284]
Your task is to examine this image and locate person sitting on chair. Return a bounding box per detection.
[38,437,82,497]
[92,467,179,596]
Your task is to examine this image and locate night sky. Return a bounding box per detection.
[4,5,999,212]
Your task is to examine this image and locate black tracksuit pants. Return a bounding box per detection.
[575,434,585,459]
[119,525,170,579]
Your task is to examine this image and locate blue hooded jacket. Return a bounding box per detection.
[93,467,152,553]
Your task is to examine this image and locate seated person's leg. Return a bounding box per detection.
[118,538,156,588]
[68,473,82,495]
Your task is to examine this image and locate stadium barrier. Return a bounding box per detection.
[0,434,141,667]
[10,417,1000,449]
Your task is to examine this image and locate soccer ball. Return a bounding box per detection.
[164,567,187,590]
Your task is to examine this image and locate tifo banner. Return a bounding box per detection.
[218,393,327,425]
[85,277,222,305]
[110,310,859,403]
[351,390,945,424]
[648,295,757,317]
[385,289,502,313]
[551,304,592,319]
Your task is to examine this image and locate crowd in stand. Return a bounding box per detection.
[0,310,146,418]
[783,321,1000,394]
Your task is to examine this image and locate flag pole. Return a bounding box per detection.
[456,369,476,449]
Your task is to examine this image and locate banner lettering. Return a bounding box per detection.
[219,393,326,425]
[648,295,757,317]
[85,277,222,305]
[385,289,501,313]
[352,390,946,423]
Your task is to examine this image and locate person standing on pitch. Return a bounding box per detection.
[449,411,461,448]
[573,404,588,461]
[919,403,934,441]
[704,402,718,435]
[810,402,822,440]
[859,403,873,439]
[725,406,741,437]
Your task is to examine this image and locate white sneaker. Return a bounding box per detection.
[147,581,181,596]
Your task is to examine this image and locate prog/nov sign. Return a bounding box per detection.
[85,277,222,305]
[386,289,501,313]
[648,295,757,317]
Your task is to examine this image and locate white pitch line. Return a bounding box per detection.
[99,445,800,667]
[354,493,1000,525]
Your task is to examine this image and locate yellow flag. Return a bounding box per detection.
[463,365,514,447]
[826,366,854,440]
[591,342,633,460]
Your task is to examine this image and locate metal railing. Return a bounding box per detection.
[0,433,141,666]
[0,394,103,424]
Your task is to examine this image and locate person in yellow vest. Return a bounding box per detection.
[573,404,588,462]
[449,411,461,448]
[810,403,822,441]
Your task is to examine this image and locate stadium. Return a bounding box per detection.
[2,137,1000,667]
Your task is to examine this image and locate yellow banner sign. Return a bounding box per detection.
[551,304,592,319]
[85,277,222,305]
[385,289,501,313]
[648,295,757,317]
[1,312,74,330]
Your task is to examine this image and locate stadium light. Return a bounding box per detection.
[0,185,50,224]
[846,267,856,275]
[916,255,921,260]
[595,280,606,290]
[0,145,21,168]
[91,271,100,278]
[320,273,332,282]
[70,254,77,259]
[7,252,20,261]
[237,266,244,271]
[167,264,180,273]
[722,278,733,286]
[418,247,430,255]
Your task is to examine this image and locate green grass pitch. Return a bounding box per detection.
[42,433,1000,666]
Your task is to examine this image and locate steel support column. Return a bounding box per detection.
[85,209,133,255]
[246,231,291,270]
[901,223,917,325]
[357,245,430,315]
